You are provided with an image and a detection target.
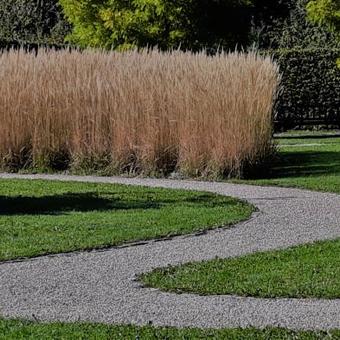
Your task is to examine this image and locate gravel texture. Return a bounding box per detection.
[0,173,339,330]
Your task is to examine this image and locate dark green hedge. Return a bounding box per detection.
[272,48,340,131]
[0,40,70,52]
[0,0,69,45]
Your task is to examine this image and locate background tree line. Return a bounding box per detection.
[0,0,338,50]
[1,0,339,130]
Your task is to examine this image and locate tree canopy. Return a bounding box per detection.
[1,0,338,50]
[60,0,257,50]
[307,0,340,38]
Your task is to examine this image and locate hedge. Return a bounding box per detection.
[272,48,340,131]
[0,40,70,52]
[0,0,69,45]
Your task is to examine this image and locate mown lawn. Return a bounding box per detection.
[0,179,253,261]
[241,133,340,193]
[141,238,340,298]
[1,132,340,338]
[1,319,339,340]
[142,132,340,299]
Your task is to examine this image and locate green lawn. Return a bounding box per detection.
[238,134,340,194]
[1,319,339,340]
[142,133,340,299]
[277,137,340,146]
[0,179,253,261]
[1,132,340,337]
[141,238,340,298]
[275,130,340,138]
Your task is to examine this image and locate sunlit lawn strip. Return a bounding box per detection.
[1,319,339,340]
[236,136,340,194]
[141,239,340,299]
[0,179,253,261]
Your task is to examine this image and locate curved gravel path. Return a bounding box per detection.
[0,173,340,331]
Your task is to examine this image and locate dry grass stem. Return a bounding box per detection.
[0,49,280,178]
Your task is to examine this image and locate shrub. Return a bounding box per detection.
[0,0,70,45]
[307,0,340,39]
[0,49,279,178]
[272,48,340,130]
[60,0,254,51]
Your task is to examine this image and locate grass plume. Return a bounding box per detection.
[0,48,280,178]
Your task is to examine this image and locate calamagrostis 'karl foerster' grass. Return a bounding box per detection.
[0,48,280,178]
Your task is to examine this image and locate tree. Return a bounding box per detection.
[0,0,70,44]
[307,0,340,38]
[60,0,254,51]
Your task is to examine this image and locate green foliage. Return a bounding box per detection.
[60,0,254,50]
[254,0,340,49]
[307,0,340,37]
[61,0,325,50]
[252,0,329,49]
[273,48,340,130]
[0,0,70,44]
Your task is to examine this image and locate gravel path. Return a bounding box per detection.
[0,173,340,330]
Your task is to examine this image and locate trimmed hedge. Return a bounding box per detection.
[0,0,69,45]
[273,48,340,130]
[0,40,70,52]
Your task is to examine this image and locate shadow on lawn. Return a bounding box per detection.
[0,192,161,215]
[0,192,233,216]
[267,151,340,179]
[276,134,340,140]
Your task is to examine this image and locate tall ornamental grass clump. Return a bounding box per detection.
[0,49,279,178]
